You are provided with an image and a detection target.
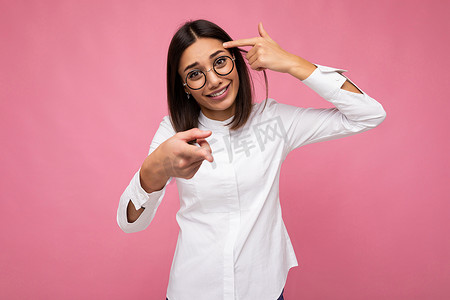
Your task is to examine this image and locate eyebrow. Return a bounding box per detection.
[183,50,225,73]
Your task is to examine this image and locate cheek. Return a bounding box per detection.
[192,91,205,102]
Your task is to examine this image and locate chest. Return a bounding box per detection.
[177,118,287,213]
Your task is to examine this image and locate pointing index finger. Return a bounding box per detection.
[223,37,259,48]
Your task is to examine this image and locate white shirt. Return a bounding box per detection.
[117,65,386,300]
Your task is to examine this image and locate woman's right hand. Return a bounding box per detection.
[158,128,213,179]
[139,128,213,193]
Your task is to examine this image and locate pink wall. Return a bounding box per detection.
[1,0,449,299]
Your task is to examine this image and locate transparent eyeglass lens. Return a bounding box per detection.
[186,56,234,90]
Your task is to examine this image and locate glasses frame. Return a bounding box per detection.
[183,55,236,90]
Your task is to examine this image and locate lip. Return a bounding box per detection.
[205,84,230,100]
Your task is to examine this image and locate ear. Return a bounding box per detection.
[182,80,189,94]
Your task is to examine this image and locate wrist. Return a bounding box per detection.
[287,55,317,81]
[140,148,170,193]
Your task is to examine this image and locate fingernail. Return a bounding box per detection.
[223,42,229,47]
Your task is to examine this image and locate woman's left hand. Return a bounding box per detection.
[223,22,301,73]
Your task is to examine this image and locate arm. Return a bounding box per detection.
[224,23,385,156]
[223,22,363,94]
[276,66,386,155]
[117,168,171,233]
[117,116,174,233]
[117,118,214,233]
[126,147,171,223]
[287,56,362,94]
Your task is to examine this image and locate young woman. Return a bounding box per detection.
[117,19,386,300]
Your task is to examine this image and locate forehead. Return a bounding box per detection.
[178,38,230,72]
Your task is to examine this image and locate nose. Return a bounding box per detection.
[205,69,222,89]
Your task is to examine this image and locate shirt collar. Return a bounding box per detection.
[198,110,234,132]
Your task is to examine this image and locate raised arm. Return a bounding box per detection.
[223,22,362,94]
[224,22,385,157]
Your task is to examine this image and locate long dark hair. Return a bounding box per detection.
[166,19,267,132]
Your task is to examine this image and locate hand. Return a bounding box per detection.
[158,128,213,179]
[223,22,300,73]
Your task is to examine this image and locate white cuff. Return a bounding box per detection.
[302,64,348,101]
[127,170,169,210]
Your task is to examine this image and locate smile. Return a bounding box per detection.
[207,84,229,97]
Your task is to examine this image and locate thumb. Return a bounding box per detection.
[197,138,214,162]
[258,22,271,40]
[184,142,212,163]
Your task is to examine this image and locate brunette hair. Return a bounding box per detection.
[166,19,267,132]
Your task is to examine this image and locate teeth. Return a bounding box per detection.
[210,86,227,97]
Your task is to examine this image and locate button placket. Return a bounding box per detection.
[222,131,241,300]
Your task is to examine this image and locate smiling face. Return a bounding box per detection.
[178,38,240,121]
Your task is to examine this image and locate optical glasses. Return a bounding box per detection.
[183,55,235,90]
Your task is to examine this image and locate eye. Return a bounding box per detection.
[214,57,227,69]
[187,70,203,81]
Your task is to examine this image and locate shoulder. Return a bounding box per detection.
[251,98,277,116]
[161,115,172,126]
[252,98,303,119]
[156,115,176,136]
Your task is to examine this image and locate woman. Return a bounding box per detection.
[117,19,386,300]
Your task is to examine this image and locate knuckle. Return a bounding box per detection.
[176,158,186,169]
[172,148,182,156]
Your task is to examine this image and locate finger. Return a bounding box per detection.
[258,22,272,41]
[249,60,265,72]
[178,128,212,142]
[248,54,258,66]
[223,37,260,48]
[248,57,260,70]
[245,47,257,61]
[183,143,212,163]
[197,138,214,162]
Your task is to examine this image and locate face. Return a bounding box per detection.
[178,38,239,121]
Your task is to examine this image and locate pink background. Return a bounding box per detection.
[1,0,449,299]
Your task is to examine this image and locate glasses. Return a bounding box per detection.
[183,55,235,90]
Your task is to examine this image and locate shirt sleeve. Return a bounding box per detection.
[117,115,175,233]
[274,63,387,157]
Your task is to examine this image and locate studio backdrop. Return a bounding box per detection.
[1,0,448,299]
